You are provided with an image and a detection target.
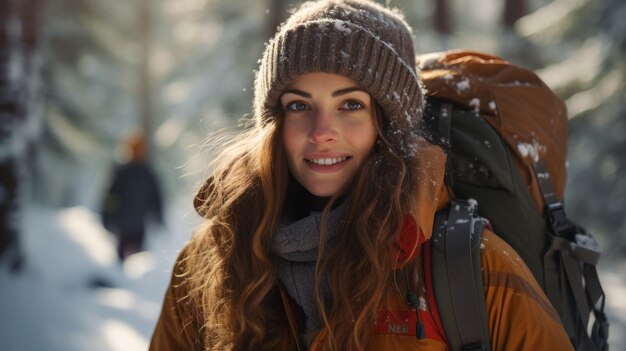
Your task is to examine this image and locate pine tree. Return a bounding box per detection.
[520,0,626,258]
[0,0,46,270]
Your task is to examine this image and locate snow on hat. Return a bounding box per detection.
[254,0,422,156]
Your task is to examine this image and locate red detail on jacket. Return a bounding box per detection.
[423,241,448,345]
[372,218,447,344]
[394,215,426,269]
[372,309,445,343]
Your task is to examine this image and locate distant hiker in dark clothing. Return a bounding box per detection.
[102,134,163,261]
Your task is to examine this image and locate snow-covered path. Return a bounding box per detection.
[0,202,196,351]
[0,203,624,350]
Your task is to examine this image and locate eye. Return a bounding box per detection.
[285,101,309,111]
[340,100,364,110]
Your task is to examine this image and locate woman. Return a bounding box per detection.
[150,1,573,350]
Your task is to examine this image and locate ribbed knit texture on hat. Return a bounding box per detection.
[254,0,423,156]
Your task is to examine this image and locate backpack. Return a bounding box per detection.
[418,50,609,351]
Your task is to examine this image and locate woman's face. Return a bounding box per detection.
[280,72,377,197]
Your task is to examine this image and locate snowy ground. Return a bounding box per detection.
[0,200,624,351]
[0,200,199,351]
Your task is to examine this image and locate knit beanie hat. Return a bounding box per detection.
[254,0,422,156]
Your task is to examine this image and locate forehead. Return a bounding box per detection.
[285,72,361,91]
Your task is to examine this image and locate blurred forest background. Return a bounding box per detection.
[0,0,624,350]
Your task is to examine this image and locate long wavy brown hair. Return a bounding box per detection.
[186,102,426,350]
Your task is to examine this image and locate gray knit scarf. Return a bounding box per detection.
[272,203,346,347]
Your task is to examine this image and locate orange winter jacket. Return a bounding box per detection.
[149,142,573,351]
[149,227,573,351]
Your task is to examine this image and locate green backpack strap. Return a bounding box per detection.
[533,161,609,351]
[431,199,491,351]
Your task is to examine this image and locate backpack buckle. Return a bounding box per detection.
[545,202,574,238]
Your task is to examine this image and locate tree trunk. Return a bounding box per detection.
[138,0,154,157]
[0,0,45,270]
[267,0,289,41]
[502,0,526,29]
[433,0,453,35]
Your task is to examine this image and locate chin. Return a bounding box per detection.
[307,188,337,198]
[305,183,343,198]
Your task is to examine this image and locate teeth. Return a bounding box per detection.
[309,157,348,165]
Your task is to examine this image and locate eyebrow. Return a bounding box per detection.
[282,89,311,98]
[332,87,366,97]
[282,87,367,99]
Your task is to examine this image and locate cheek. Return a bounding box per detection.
[282,122,300,163]
[364,125,377,152]
[349,121,377,156]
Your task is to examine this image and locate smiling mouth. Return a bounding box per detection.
[306,156,351,165]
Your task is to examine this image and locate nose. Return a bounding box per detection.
[308,110,337,144]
